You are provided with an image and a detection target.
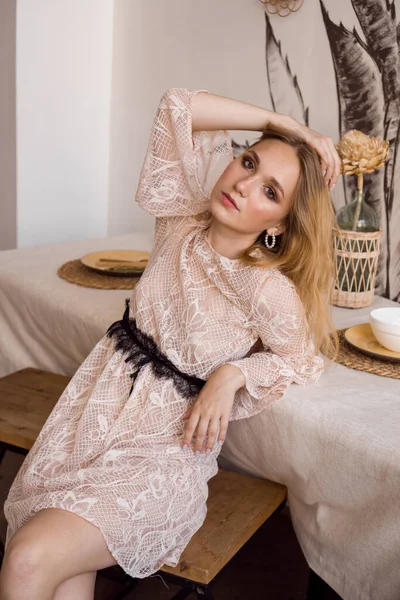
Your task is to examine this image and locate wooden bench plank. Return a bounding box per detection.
[0,368,287,587]
[0,368,70,450]
[161,469,286,584]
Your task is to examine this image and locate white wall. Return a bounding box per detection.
[107,0,270,236]
[19,0,272,246]
[18,0,397,247]
[17,0,114,247]
[0,0,17,250]
[105,0,362,235]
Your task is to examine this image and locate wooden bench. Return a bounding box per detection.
[0,368,70,456]
[0,368,288,600]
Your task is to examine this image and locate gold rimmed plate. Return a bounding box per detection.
[80,250,150,276]
[344,323,400,363]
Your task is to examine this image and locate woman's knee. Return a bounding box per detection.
[3,508,117,588]
[3,516,72,589]
[3,534,51,586]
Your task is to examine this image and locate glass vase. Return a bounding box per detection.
[336,189,379,232]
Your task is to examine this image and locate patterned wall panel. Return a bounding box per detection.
[262,0,400,301]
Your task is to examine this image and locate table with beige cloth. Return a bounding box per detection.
[0,233,154,379]
[0,233,399,600]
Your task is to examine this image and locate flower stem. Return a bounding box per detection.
[352,173,364,231]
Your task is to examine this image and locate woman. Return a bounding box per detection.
[1,88,340,600]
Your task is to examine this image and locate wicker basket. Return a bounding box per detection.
[333,228,382,308]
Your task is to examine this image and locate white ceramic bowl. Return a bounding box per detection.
[369,307,400,352]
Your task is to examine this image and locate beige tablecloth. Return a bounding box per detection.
[0,233,153,378]
[220,299,400,600]
[1,234,399,600]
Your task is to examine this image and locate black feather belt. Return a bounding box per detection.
[107,299,206,397]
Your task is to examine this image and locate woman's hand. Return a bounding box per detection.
[181,364,245,455]
[284,117,341,189]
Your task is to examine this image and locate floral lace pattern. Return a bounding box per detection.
[5,88,323,578]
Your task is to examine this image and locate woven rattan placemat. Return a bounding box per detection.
[331,329,400,379]
[58,259,141,290]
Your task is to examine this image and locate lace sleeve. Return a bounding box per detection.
[225,271,324,421]
[135,88,233,220]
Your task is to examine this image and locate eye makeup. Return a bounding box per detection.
[241,153,282,202]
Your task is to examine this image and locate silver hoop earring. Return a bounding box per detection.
[264,232,276,249]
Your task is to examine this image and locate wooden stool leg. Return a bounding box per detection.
[0,443,6,466]
[168,586,194,600]
[1,442,7,566]
[195,584,215,600]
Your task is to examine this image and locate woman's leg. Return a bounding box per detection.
[0,508,117,600]
[52,572,97,600]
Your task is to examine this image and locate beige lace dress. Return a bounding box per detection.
[4,88,323,578]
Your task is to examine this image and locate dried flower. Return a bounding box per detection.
[336,130,389,175]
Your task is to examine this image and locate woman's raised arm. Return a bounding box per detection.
[192,91,340,188]
[192,91,283,133]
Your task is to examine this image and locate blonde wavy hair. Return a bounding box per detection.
[241,126,338,359]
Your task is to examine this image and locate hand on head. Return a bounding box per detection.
[293,123,341,189]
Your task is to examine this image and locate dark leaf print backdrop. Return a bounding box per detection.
[265,14,309,126]
[264,2,400,301]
